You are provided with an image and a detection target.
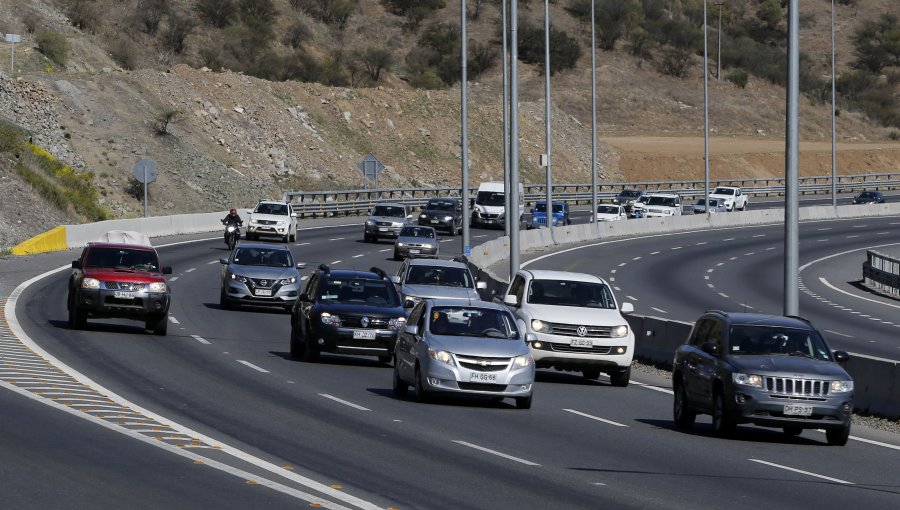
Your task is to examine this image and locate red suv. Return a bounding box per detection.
[68,240,173,335]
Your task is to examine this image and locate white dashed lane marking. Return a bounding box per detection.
[695,242,707,246]
[765,247,775,251]
[184,268,196,273]
[847,235,859,239]
[331,260,342,265]
[752,234,765,238]
[626,296,638,302]
[877,232,890,235]
[718,293,729,298]
[817,227,832,231]
[452,441,541,466]
[564,409,628,427]
[169,276,179,281]
[749,459,853,485]
[207,260,219,265]
[671,246,682,250]
[632,256,642,261]
[651,307,668,314]
[707,269,714,273]
[168,316,180,324]
[352,254,364,258]
[610,269,617,274]
[650,251,661,255]
[379,249,391,253]
[319,393,370,411]
[191,335,211,345]
[723,238,734,242]
[236,360,269,373]
[296,242,310,246]
[473,235,487,238]
[744,252,755,256]
[328,237,345,241]
[618,262,627,267]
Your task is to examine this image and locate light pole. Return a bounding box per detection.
[703,0,710,217]
[502,0,512,238]
[461,0,471,257]
[785,0,800,316]
[543,0,554,241]
[716,2,723,80]
[590,0,598,231]
[509,0,521,277]
[831,0,837,208]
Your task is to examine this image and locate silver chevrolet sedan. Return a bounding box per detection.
[393,225,439,260]
[392,299,536,408]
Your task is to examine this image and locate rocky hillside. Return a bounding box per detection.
[0,0,898,252]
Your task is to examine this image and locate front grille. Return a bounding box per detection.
[480,213,501,219]
[257,219,278,225]
[547,343,613,354]
[764,377,830,397]
[103,281,146,291]
[457,355,510,372]
[457,382,507,392]
[341,315,390,328]
[533,217,547,225]
[249,278,277,289]
[375,221,395,227]
[547,322,616,338]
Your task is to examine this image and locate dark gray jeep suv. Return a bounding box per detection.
[672,311,853,445]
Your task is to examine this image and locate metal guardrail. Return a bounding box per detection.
[864,250,900,298]
[282,173,900,218]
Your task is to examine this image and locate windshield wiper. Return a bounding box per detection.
[788,351,816,359]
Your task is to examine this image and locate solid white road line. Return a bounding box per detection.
[452,440,540,466]
[748,459,853,485]
[319,394,370,411]
[191,335,211,345]
[564,409,628,427]
[849,435,900,451]
[185,268,196,273]
[630,381,674,395]
[331,260,342,265]
[818,277,900,312]
[236,360,269,373]
[650,307,668,314]
[169,276,179,281]
[168,316,180,324]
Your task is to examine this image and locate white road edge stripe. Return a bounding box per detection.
[319,394,371,411]
[237,360,269,373]
[818,277,900,312]
[631,381,674,395]
[748,459,853,485]
[6,247,383,510]
[650,307,668,314]
[191,334,211,345]
[452,440,540,466]
[563,409,628,427]
[168,316,180,324]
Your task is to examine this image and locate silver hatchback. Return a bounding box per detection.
[392,300,536,408]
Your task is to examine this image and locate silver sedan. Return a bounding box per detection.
[392,299,536,408]
[394,226,439,260]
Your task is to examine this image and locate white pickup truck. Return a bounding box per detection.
[709,186,749,211]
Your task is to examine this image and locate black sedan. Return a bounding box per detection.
[853,191,885,204]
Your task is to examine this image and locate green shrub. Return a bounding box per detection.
[852,13,900,74]
[517,21,582,75]
[196,0,238,28]
[67,0,101,32]
[0,121,27,153]
[23,11,40,34]
[408,69,444,89]
[161,14,196,55]
[889,131,899,141]
[380,0,445,32]
[567,0,639,51]
[108,38,140,70]
[357,45,393,82]
[657,49,691,78]
[726,68,748,88]
[131,0,168,35]
[285,19,312,49]
[35,29,70,66]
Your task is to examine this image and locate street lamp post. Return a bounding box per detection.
[716,2,723,80]
[502,0,512,237]
[461,0,471,257]
[509,0,521,277]
[785,0,800,316]
[831,0,837,209]
[544,0,553,241]
[703,1,710,217]
[590,0,598,231]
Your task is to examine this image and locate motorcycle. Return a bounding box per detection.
[223,221,241,250]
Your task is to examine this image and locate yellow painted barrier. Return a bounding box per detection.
[11,226,68,255]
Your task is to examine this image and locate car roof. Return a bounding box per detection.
[86,242,156,251]
[323,268,388,280]
[534,201,567,206]
[713,185,740,190]
[406,258,468,268]
[646,192,679,197]
[521,269,606,284]
[427,299,508,310]
[256,200,287,205]
[234,242,290,251]
[373,202,407,208]
[708,311,814,329]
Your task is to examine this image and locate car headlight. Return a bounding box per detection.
[531,319,550,333]
[366,220,374,226]
[250,219,259,225]
[443,216,453,221]
[419,214,428,219]
[147,282,168,293]
[279,277,297,285]
[732,373,763,388]
[423,244,434,249]
[388,317,406,331]
[513,355,533,368]
[397,242,405,247]
[428,347,455,366]
[81,278,100,289]
[276,220,286,226]
[610,325,628,338]
[392,222,403,227]
[230,273,249,284]
[830,380,854,394]
[320,312,341,327]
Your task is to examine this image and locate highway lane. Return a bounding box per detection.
[12,221,900,508]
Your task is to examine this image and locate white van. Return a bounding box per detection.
[470,181,525,228]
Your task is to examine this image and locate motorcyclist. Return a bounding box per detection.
[222,208,243,245]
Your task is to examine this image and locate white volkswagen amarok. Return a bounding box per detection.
[501,270,635,386]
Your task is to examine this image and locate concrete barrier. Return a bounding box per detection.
[846,355,900,420]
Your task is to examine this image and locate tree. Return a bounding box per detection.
[196,0,238,28]
[161,14,196,55]
[567,0,639,51]
[517,21,582,75]
[133,0,169,35]
[357,46,393,82]
[852,14,900,74]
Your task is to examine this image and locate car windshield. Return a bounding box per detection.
[406,265,473,288]
[597,206,619,214]
[695,199,706,206]
[429,306,519,339]
[527,279,617,309]
[318,278,399,307]
[254,203,288,215]
[619,190,641,198]
[646,196,677,207]
[84,247,160,272]
[637,196,650,204]
[727,326,832,361]
[476,191,505,206]
[372,205,406,217]
[232,247,294,267]
[713,187,735,195]
[534,203,564,213]
[426,200,456,211]
[400,227,435,238]
[858,192,876,199]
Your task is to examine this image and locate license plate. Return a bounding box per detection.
[353,330,377,340]
[570,338,593,348]
[410,249,421,254]
[113,291,134,299]
[783,404,813,416]
[470,372,497,382]
[378,227,388,232]
[430,220,439,224]
[255,289,272,296]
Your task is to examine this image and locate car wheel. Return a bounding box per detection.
[290,231,296,242]
[68,303,86,330]
[289,322,304,359]
[392,359,408,397]
[378,354,392,364]
[148,315,168,336]
[712,389,736,437]
[826,424,850,446]
[447,226,455,237]
[741,202,747,211]
[219,289,232,310]
[609,366,631,387]
[516,395,533,409]
[282,234,289,243]
[582,368,601,381]
[301,325,319,362]
[414,365,429,403]
[782,426,803,437]
[673,381,696,429]
[393,249,402,261]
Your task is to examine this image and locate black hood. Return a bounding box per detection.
[315,302,406,318]
[727,354,850,379]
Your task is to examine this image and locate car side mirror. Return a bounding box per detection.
[291,212,300,218]
[701,341,720,356]
[219,258,228,264]
[163,266,173,275]
[296,262,307,269]
[403,298,416,309]
[476,281,487,290]
[407,214,413,220]
[404,324,419,336]
[298,293,310,302]
[503,295,518,306]
[390,275,400,284]
[833,351,850,363]
[71,260,81,269]
[620,302,634,314]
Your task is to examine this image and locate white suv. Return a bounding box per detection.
[246,200,298,242]
[501,270,635,386]
[709,186,749,211]
[642,193,682,217]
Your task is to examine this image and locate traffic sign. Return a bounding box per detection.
[356,153,385,188]
[132,159,158,183]
[4,34,21,43]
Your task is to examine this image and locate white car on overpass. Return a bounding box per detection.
[500,269,635,386]
[642,193,682,218]
[709,186,749,211]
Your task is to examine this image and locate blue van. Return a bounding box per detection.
[527,201,570,229]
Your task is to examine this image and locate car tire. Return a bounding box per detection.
[414,366,429,403]
[378,354,392,364]
[582,368,601,381]
[782,426,803,437]
[289,322,304,359]
[826,424,850,446]
[516,395,533,409]
[282,234,289,243]
[609,366,631,387]
[68,303,86,330]
[392,360,408,397]
[289,231,296,242]
[393,250,402,261]
[673,381,696,429]
[301,326,319,363]
[219,289,232,310]
[447,226,455,237]
[148,315,168,336]
[712,389,736,437]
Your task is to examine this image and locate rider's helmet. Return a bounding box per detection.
[229,208,237,215]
